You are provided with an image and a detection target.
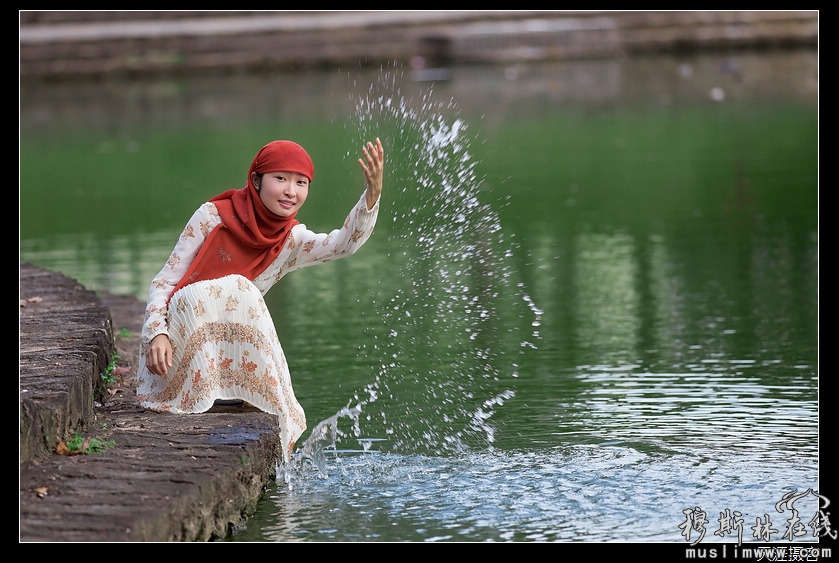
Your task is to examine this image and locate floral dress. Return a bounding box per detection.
[136,191,379,461]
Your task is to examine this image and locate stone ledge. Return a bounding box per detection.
[19,261,114,463]
[19,11,818,80]
[19,261,283,541]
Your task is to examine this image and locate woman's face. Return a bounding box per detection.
[253,170,310,218]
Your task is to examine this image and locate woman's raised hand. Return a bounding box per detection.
[359,137,384,211]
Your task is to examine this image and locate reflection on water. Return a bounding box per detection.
[19,229,184,301]
[20,50,819,543]
[228,354,818,542]
[233,442,818,542]
[572,367,817,457]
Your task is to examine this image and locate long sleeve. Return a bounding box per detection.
[135,189,378,455]
[140,202,222,349]
[254,190,380,290]
[140,190,379,346]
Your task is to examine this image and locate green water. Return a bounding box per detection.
[20,51,820,542]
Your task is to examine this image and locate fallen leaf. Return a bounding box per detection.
[114,366,131,376]
[27,296,44,303]
[35,486,49,498]
[56,441,83,456]
[107,388,123,396]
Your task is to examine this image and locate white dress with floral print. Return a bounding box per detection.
[136,191,379,462]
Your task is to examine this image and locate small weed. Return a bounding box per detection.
[119,327,133,338]
[58,430,115,455]
[97,351,120,398]
[240,454,249,467]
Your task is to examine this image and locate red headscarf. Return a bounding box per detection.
[169,140,315,300]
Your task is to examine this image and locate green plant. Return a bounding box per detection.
[98,351,120,397]
[63,430,115,455]
[119,327,134,338]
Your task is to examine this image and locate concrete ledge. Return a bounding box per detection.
[19,261,113,463]
[20,410,281,541]
[19,262,283,541]
[19,11,818,79]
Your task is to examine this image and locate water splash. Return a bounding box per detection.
[280,64,541,481]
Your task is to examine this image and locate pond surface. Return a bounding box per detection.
[20,49,821,545]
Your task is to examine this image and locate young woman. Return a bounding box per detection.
[136,138,384,461]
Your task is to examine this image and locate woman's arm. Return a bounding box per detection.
[254,139,385,287]
[140,202,220,347]
[256,190,380,286]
